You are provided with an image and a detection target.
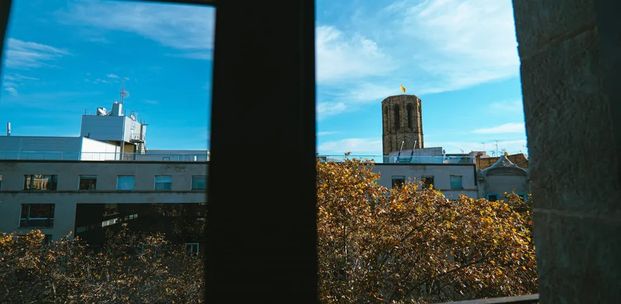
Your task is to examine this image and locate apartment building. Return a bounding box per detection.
[0,160,207,242]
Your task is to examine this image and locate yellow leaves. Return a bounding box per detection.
[319,159,537,302]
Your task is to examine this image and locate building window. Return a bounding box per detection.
[391,175,405,188]
[420,176,434,189]
[116,175,135,190]
[24,175,57,191]
[407,103,413,129]
[20,204,55,228]
[393,105,400,130]
[450,175,463,190]
[154,175,172,191]
[192,175,207,190]
[488,194,498,202]
[185,242,200,256]
[79,175,97,190]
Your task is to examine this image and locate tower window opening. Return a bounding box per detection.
[393,105,400,130]
[407,103,413,129]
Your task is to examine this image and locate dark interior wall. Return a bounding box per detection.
[513,0,621,302]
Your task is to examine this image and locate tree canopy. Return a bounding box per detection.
[317,159,537,303]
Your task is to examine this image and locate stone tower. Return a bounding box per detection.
[382,94,424,155]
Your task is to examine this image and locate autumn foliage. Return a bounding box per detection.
[1,159,535,303]
[317,160,537,303]
[0,225,203,303]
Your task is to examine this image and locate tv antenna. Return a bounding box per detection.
[120,79,128,104]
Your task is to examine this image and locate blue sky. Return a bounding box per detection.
[316,0,527,156]
[0,0,526,155]
[0,0,214,150]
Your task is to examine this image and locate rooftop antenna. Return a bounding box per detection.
[120,79,128,104]
[408,139,417,162]
[396,140,405,162]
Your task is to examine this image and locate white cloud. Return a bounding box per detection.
[472,122,525,134]
[2,73,39,96]
[316,82,402,119]
[106,73,119,79]
[318,138,382,154]
[61,0,214,58]
[4,38,68,69]
[489,99,523,114]
[317,131,339,136]
[316,26,395,83]
[4,86,18,96]
[315,0,521,120]
[391,0,519,92]
[317,102,347,119]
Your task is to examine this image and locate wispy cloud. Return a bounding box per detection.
[316,82,401,118]
[317,26,395,84]
[317,102,347,119]
[85,73,129,85]
[472,122,525,134]
[387,0,519,93]
[318,137,382,154]
[316,0,520,119]
[4,38,69,69]
[317,130,340,136]
[489,99,523,114]
[60,0,215,59]
[2,73,39,96]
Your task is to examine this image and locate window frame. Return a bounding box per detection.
[23,174,58,191]
[391,175,406,188]
[420,175,434,189]
[20,203,55,228]
[79,175,97,191]
[449,175,464,190]
[0,0,317,302]
[192,175,207,190]
[154,175,173,191]
[116,175,136,191]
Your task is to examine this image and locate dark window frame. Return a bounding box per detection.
[391,175,406,188]
[79,175,97,191]
[421,175,434,189]
[0,0,317,302]
[20,203,55,228]
[192,175,207,190]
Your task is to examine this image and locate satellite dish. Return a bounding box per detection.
[97,107,108,116]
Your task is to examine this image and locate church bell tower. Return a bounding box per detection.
[382,94,424,155]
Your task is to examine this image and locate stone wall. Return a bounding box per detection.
[513,0,621,301]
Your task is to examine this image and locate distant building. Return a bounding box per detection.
[0,98,208,250]
[373,163,478,200]
[477,153,529,201]
[476,153,528,170]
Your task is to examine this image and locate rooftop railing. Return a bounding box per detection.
[317,154,475,164]
[0,151,209,162]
